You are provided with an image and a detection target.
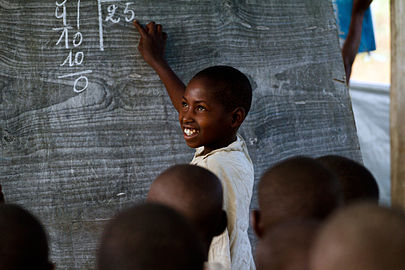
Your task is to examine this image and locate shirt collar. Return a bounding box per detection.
[194,134,246,159]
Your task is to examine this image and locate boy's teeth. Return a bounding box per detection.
[184,128,198,136]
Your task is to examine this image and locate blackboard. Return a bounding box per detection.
[0,1,361,269]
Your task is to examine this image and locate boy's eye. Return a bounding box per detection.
[196,105,206,111]
[181,101,188,108]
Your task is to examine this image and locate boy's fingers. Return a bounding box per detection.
[156,24,162,34]
[133,20,147,38]
[147,21,156,34]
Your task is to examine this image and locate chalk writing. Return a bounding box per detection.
[97,0,136,51]
[54,0,91,93]
[54,26,72,49]
[106,4,120,23]
[124,2,135,22]
[53,1,136,92]
[77,0,81,29]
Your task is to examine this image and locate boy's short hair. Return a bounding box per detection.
[256,156,342,232]
[317,155,379,204]
[0,204,53,270]
[310,203,405,270]
[147,164,226,253]
[97,203,205,270]
[192,65,252,114]
[256,219,319,270]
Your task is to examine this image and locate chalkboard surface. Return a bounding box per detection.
[0,1,361,269]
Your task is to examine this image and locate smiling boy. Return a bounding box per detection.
[181,66,252,155]
[134,21,255,270]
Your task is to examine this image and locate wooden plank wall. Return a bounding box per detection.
[391,0,405,207]
[0,1,361,269]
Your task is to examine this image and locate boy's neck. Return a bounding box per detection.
[201,134,238,156]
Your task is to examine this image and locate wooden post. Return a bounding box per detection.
[391,0,405,207]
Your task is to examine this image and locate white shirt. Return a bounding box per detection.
[191,134,256,270]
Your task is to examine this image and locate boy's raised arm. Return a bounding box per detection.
[134,21,186,112]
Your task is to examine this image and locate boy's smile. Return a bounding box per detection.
[179,77,236,155]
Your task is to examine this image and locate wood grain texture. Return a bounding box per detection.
[391,0,405,208]
[0,1,361,269]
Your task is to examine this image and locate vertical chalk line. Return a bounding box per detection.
[97,0,104,51]
[77,0,80,29]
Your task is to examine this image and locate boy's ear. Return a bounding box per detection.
[251,210,264,238]
[213,210,227,237]
[230,107,246,129]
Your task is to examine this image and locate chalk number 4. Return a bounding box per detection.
[124,3,135,22]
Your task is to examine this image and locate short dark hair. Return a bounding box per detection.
[317,155,379,204]
[148,164,226,254]
[258,156,342,229]
[0,204,52,270]
[310,203,405,270]
[192,65,253,114]
[97,203,205,270]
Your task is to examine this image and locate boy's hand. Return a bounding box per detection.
[134,21,168,69]
[133,20,185,111]
[352,0,372,14]
[0,184,5,204]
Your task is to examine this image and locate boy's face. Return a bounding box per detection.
[179,77,235,154]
